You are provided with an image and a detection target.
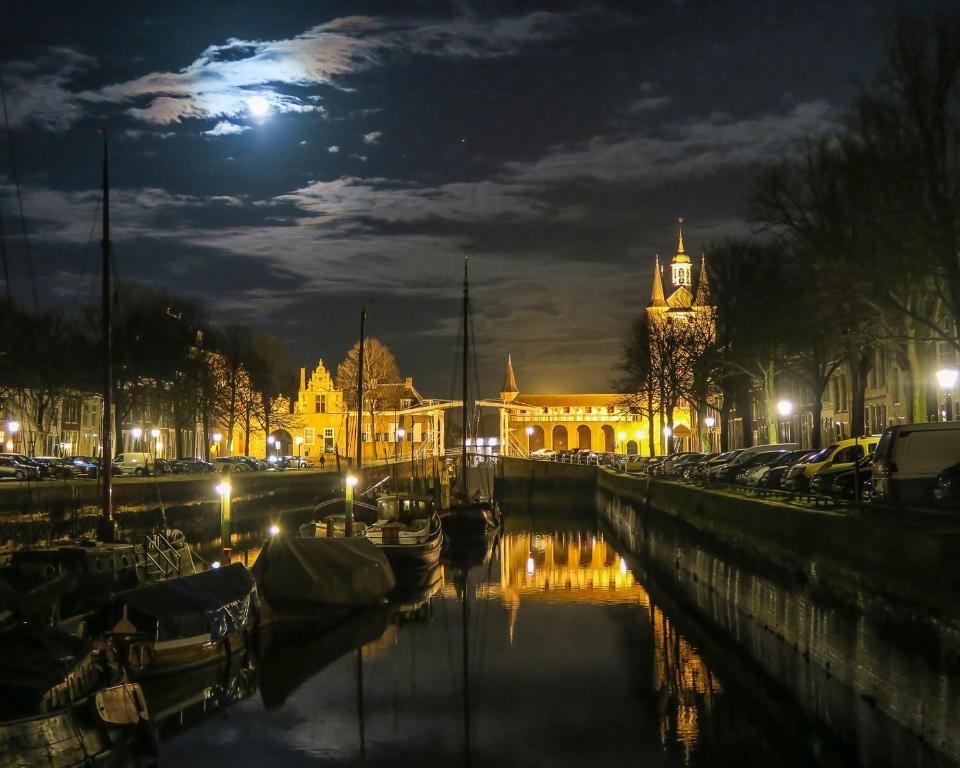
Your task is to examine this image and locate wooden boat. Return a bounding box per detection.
[96,563,258,679]
[307,493,443,571]
[0,533,194,633]
[0,623,153,767]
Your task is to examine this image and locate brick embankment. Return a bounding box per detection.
[0,463,410,545]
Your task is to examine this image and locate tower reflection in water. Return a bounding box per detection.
[434,531,721,765]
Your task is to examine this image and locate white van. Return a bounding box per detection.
[872,423,960,506]
[114,452,154,476]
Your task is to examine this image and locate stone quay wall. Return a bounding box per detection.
[498,457,960,765]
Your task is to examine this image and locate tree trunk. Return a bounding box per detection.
[243,404,251,456]
[719,396,731,452]
[646,381,656,457]
[113,403,124,460]
[696,399,709,452]
[666,406,675,455]
[904,338,930,423]
[810,396,824,450]
[848,350,873,436]
[763,360,778,444]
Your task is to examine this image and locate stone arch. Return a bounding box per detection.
[269,429,293,459]
[527,425,545,453]
[626,440,638,455]
[601,424,615,452]
[552,425,568,451]
[577,425,591,450]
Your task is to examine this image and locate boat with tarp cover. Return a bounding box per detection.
[251,536,394,619]
[95,563,257,679]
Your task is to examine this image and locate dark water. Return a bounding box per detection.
[149,520,862,768]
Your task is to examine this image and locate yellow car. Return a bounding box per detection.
[801,435,882,483]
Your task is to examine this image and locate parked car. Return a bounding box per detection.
[0,457,40,481]
[750,450,815,488]
[745,449,813,487]
[783,436,881,492]
[715,450,788,484]
[33,456,84,479]
[66,455,100,478]
[0,453,51,479]
[153,458,175,474]
[216,456,252,473]
[170,458,216,474]
[932,461,960,510]
[113,452,154,476]
[873,423,960,506]
[705,448,758,481]
[824,456,874,500]
[530,449,555,460]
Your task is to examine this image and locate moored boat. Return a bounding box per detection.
[0,623,152,767]
[96,562,258,679]
[252,535,394,618]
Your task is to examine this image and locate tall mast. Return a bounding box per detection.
[461,255,469,502]
[356,308,365,472]
[98,130,114,541]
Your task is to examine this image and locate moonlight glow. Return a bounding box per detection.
[247,95,270,117]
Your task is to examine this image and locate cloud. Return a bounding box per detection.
[626,96,671,114]
[350,154,367,162]
[505,100,840,185]
[327,145,340,153]
[6,9,600,130]
[203,121,251,136]
[0,47,93,131]
[361,130,382,145]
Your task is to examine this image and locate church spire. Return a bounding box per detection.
[677,217,685,256]
[693,253,712,306]
[670,216,692,287]
[500,354,519,401]
[649,254,667,307]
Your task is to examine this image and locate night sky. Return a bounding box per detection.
[0,1,949,396]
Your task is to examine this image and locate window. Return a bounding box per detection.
[564,407,570,414]
[585,406,592,414]
[324,428,334,453]
[305,427,315,445]
[315,394,326,413]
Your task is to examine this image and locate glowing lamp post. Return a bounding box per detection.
[6,420,18,452]
[212,432,223,458]
[131,426,142,451]
[295,435,304,468]
[705,416,716,428]
[344,475,358,537]
[396,428,406,464]
[216,481,232,564]
[777,400,793,418]
[617,430,627,453]
[663,426,673,455]
[938,368,959,421]
[525,426,534,457]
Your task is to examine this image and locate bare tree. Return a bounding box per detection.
[336,338,401,459]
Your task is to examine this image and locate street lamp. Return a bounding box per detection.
[937,368,959,421]
[705,416,716,428]
[344,475,358,537]
[131,426,142,451]
[776,400,793,417]
[396,428,406,465]
[216,481,232,564]
[525,426,534,457]
[6,420,19,453]
[295,435,304,468]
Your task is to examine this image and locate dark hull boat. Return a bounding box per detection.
[365,512,443,571]
[0,624,152,768]
[96,563,257,679]
[252,536,394,621]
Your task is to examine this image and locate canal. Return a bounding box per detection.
[148,504,885,767]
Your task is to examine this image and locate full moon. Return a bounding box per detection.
[247,95,270,117]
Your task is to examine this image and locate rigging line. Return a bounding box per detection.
[70,188,103,323]
[0,79,39,310]
[0,193,11,305]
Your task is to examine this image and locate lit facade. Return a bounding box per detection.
[240,360,449,464]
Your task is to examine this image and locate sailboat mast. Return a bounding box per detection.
[98,131,114,541]
[356,308,365,471]
[461,255,469,502]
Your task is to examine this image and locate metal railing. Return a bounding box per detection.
[140,529,186,580]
